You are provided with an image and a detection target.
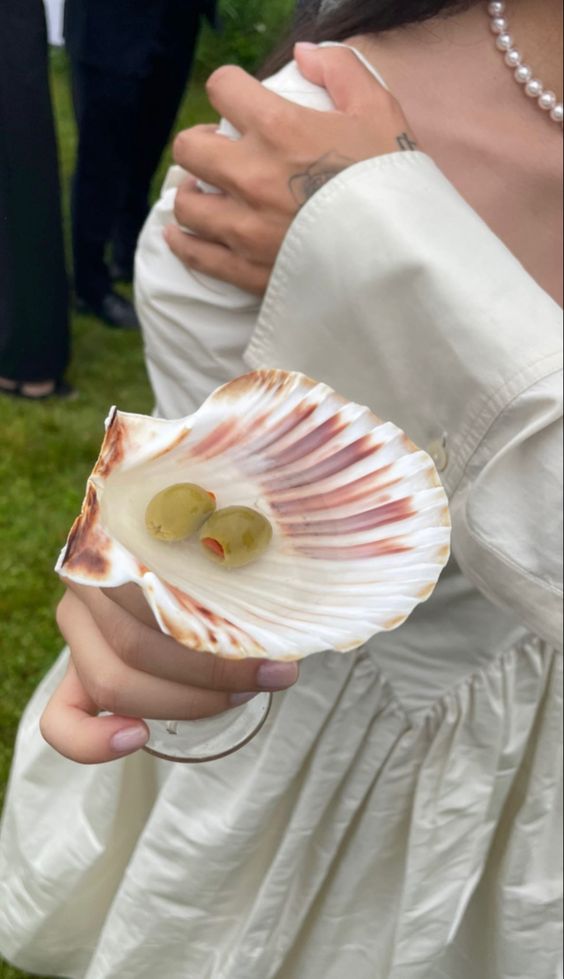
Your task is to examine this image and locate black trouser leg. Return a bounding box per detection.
[112,28,201,272]
[70,62,140,306]
[0,0,69,383]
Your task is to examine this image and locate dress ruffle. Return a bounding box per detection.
[1,637,561,979]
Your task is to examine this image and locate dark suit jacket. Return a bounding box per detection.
[64,0,218,76]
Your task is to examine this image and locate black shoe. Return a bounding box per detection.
[78,292,139,330]
[109,260,134,285]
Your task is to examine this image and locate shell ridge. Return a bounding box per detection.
[56,370,451,660]
[257,416,388,479]
[258,401,372,469]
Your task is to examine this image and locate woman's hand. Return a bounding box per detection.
[166,43,418,295]
[40,583,299,764]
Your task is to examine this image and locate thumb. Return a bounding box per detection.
[40,659,150,764]
[294,43,389,114]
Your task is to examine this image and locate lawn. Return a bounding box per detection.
[0,56,208,979]
[0,4,295,975]
[0,51,213,809]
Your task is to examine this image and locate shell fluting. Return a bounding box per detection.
[56,370,451,660]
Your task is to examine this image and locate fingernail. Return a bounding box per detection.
[111,725,149,754]
[257,662,298,691]
[230,692,258,707]
[295,42,318,52]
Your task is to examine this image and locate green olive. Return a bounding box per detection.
[145,483,216,542]
[199,506,273,569]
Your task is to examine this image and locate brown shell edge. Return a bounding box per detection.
[92,407,127,480]
[58,480,112,580]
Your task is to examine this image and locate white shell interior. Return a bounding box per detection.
[60,372,451,660]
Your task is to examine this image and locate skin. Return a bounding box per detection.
[0,378,59,398]
[168,3,563,304]
[46,0,563,763]
[44,582,299,764]
[165,54,418,297]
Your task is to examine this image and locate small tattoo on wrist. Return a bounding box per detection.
[397,132,418,152]
[289,151,355,207]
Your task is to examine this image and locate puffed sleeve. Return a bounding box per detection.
[134,60,337,419]
[245,152,563,648]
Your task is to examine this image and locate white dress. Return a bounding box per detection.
[0,53,562,979]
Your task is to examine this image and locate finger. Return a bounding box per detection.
[205,65,295,134]
[103,582,160,630]
[67,580,160,631]
[174,180,251,248]
[173,181,280,262]
[172,125,247,193]
[60,590,257,720]
[164,224,270,297]
[172,122,218,163]
[60,586,299,695]
[40,659,150,764]
[294,43,391,114]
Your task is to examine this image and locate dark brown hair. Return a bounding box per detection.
[261,0,477,76]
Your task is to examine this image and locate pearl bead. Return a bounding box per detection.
[488,4,563,128]
[538,91,557,111]
[525,79,543,98]
[496,33,513,51]
[514,64,532,84]
[504,48,521,68]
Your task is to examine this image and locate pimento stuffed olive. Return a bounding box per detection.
[199,506,273,569]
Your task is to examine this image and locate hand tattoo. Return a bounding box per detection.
[397,132,418,152]
[289,152,355,208]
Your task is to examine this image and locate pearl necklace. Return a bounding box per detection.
[487,2,563,126]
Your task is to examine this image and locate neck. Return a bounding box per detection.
[351,1,564,108]
[510,0,563,97]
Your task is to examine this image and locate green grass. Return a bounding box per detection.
[0,955,63,979]
[0,2,296,969]
[0,53,216,979]
[0,50,214,813]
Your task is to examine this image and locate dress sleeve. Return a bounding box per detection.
[245,152,563,649]
[134,61,337,417]
[449,370,562,649]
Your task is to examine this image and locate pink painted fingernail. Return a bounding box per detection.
[295,42,318,51]
[230,692,258,707]
[257,662,298,691]
[111,725,149,754]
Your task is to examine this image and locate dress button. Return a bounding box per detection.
[428,435,448,472]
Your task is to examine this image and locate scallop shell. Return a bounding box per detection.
[56,370,451,660]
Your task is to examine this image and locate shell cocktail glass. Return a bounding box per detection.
[57,370,451,761]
